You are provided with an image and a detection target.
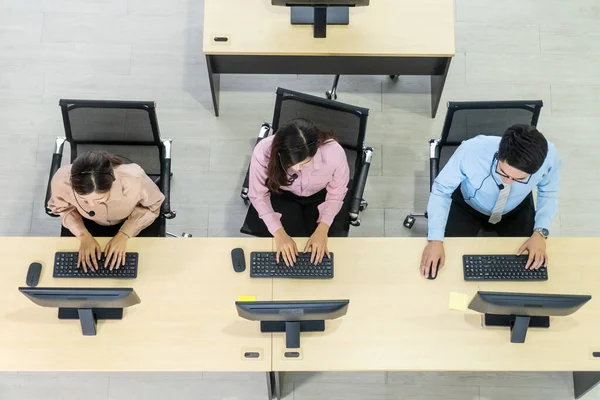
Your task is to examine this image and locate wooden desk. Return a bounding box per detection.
[203,0,455,117]
[271,238,600,399]
[0,237,273,373]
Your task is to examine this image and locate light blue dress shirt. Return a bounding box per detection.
[427,135,561,242]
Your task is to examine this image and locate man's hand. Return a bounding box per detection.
[305,222,330,264]
[104,231,129,270]
[518,232,547,270]
[274,228,298,267]
[420,241,445,278]
[78,231,101,272]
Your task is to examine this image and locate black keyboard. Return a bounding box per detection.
[463,254,548,281]
[250,252,334,279]
[53,252,139,279]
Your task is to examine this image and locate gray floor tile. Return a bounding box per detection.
[130,43,205,76]
[381,143,429,178]
[0,103,63,136]
[466,53,600,85]
[364,176,429,209]
[456,22,540,54]
[388,371,571,388]
[293,381,479,400]
[0,10,43,43]
[0,43,131,75]
[170,171,246,205]
[479,385,578,400]
[208,203,248,237]
[384,208,428,238]
[42,13,202,46]
[202,372,265,381]
[0,72,44,104]
[127,0,204,16]
[171,137,211,172]
[0,372,109,400]
[209,138,255,172]
[164,204,210,238]
[348,208,384,237]
[541,24,600,55]
[2,0,127,14]
[550,85,600,117]
[382,76,431,116]
[108,374,268,400]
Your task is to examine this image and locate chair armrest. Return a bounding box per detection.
[349,147,373,222]
[160,139,176,219]
[429,139,440,191]
[45,137,67,217]
[241,123,272,201]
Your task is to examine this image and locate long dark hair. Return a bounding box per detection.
[70,151,123,195]
[267,118,335,193]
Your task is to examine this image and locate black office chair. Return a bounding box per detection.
[44,99,177,238]
[326,74,398,100]
[403,100,544,230]
[240,87,374,237]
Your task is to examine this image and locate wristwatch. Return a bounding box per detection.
[533,227,549,238]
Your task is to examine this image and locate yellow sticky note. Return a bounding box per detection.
[237,295,256,302]
[449,292,469,311]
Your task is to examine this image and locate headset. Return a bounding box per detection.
[277,140,318,183]
[465,152,504,201]
[70,171,115,217]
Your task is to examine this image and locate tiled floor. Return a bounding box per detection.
[1,0,600,398]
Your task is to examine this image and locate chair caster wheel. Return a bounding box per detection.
[359,200,368,211]
[403,215,415,229]
[182,232,192,238]
[243,199,250,206]
[390,75,399,81]
[326,91,337,100]
[350,219,361,227]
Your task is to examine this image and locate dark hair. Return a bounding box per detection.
[70,151,123,195]
[498,124,548,175]
[267,118,335,193]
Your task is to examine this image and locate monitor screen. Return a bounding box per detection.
[19,287,141,310]
[236,300,349,322]
[468,291,591,317]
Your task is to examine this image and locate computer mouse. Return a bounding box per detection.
[26,262,42,287]
[231,248,246,273]
[427,261,440,280]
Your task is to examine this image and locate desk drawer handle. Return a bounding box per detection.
[593,352,600,358]
[213,36,229,42]
[244,352,260,359]
[284,352,300,358]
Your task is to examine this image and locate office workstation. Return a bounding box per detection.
[203,0,454,117]
[3,0,600,399]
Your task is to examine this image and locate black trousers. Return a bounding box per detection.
[244,189,350,238]
[60,216,165,238]
[446,187,535,238]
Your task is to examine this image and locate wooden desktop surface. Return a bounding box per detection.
[203,0,455,57]
[272,238,600,372]
[0,237,273,372]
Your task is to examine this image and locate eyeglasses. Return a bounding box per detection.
[495,164,531,184]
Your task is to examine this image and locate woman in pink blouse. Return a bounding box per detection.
[247,118,350,267]
[49,151,165,272]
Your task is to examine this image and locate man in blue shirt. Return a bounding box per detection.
[420,124,561,278]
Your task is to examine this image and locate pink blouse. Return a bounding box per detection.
[248,136,350,235]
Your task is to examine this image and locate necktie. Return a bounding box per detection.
[488,185,511,224]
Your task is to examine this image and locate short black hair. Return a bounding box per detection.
[498,124,548,175]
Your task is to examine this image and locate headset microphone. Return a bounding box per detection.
[279,153,298,182]
[88,210,96,217]
[497,183,504,190]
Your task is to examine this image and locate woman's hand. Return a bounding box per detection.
[104,231,130,270]
[78,232,101,272]
[274,228,298,267]
[305,222,330,264]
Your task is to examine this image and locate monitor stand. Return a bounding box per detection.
[261,320,325,349]
[485,314,550,343]
[58,308,123,336]
[291,6,350,38]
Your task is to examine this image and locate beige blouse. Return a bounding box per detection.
[48,164,165,238]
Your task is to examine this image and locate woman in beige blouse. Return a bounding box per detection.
[49,151,165,272]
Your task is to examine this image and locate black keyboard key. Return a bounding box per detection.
[249,252,334,279]
[53,252,138,279]
[463,254,547,281]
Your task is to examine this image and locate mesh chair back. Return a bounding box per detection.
[271,88,369,178]
[59,99,163,176]
[438,101,543,170]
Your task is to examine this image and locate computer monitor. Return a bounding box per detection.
[271,0,370,38]
[468,291,591,343]
[236,300,349,348]
[19,287,141,336]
